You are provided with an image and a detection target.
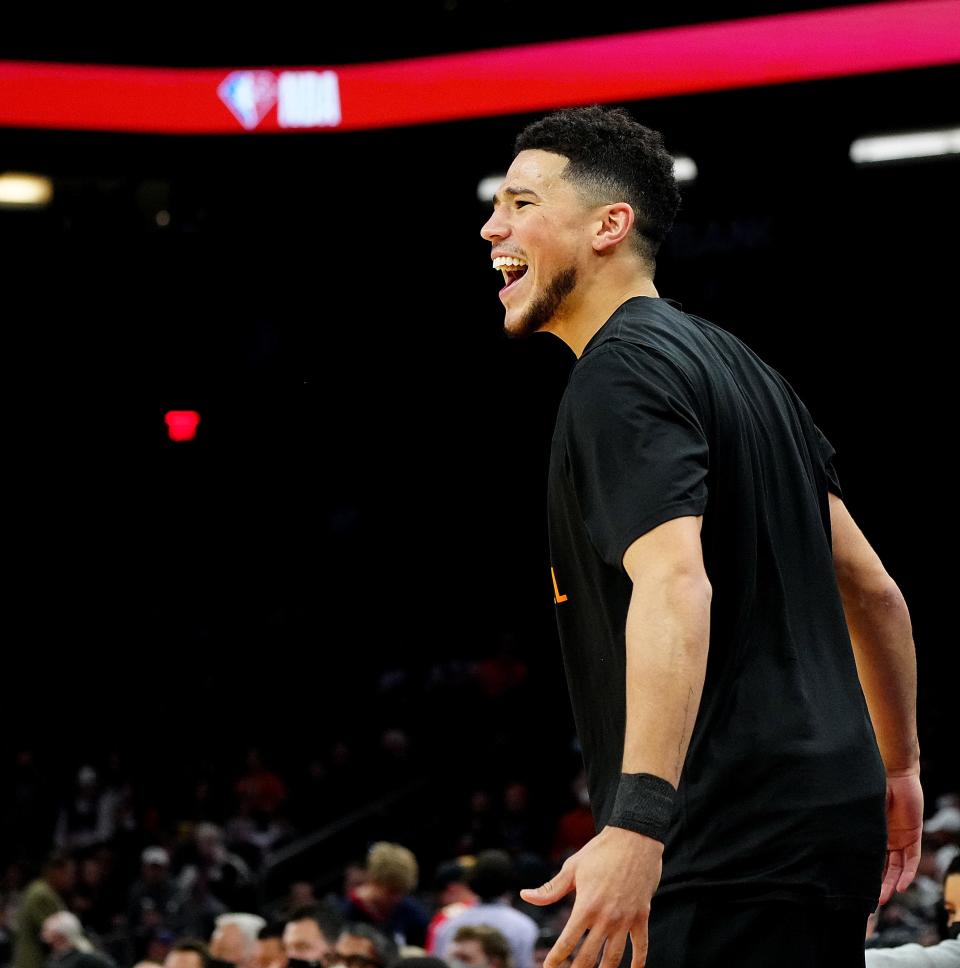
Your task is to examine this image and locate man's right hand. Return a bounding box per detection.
[879,769,924,905]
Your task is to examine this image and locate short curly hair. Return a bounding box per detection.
[513,105,680,269]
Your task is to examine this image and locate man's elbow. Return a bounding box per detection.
[840,572,909,619]
[630,568,712,630]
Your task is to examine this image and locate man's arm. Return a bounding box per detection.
[522,515,711,968]
[828,491,923,901]
[620,514,712,786]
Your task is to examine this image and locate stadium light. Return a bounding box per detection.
[0,172,53,207]
[850,127,960,164]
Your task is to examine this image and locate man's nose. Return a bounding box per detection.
[480,209,506,242]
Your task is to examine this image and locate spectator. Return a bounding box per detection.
[40,911,113,968]
[2,861,28,965]
[531,931,581,968]
[549,772,594,865]
[177,826,254,914]
[128,849,177,950]
[209,914,266,968]
[864,857,960,965]
[431,851,537,968]
[947,857,960,937]
[424,858,478,954]
[235,751,287,818]
[282,905,342,968]
[264,882,320,926]
[53,769,115,853]
[13,851,75,968]
[341,844,429,948]
[68,854,115,940]
[447,925,513,968]
[254,924,287,968]
[332,924,398,968]
[498,785,538,857]
[143,930,176,967]
[164,940,208,968]
[925,795,960,883]
[451,792,499,856]
[531,932,555,968]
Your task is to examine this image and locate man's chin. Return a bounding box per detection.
[502,303,541,340]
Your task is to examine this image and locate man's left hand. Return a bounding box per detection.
[520,825,664,968]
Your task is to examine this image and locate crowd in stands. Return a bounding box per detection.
[0,723,956,967]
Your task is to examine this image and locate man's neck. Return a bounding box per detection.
[544,274,659,358]
[543,265,660,359]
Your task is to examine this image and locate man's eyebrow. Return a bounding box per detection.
[492,185,542,206]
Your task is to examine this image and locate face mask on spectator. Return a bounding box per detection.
[947,922,960,941]
[287,959,325,968]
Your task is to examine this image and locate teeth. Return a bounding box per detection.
[492,256,528,269]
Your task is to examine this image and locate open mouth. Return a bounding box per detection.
[492,256,530,297]
[502,265,528,293]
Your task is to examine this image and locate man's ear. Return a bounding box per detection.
[592,202,635,253]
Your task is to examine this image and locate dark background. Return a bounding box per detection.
[1,3,957,825]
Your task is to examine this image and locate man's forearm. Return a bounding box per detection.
[841,579,920,774]
[621,572,712,788]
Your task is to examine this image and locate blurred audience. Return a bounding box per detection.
[446,925,512,968]
[177,829,253,918]
[127,850,176,956]
[208,915,265,968]
[548,773,593,865]
[162,940,207,968]
[864,856,960,965]
[282,906,341,968]
[430,851,537,968]
[0,697,954,968]
[40,912,113,968]
[53,770,116,856]
[340,846,428,949]
[13,852,75,968]
[423,860,477,955]
[252,926,285,968]
[331,925,396,968]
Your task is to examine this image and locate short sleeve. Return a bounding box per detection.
[813,423,844,499]
[564,343,709,572]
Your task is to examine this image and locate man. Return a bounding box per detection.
[447,925,513,968]
[254,924,287,968]
[128,848,177,952]
[40,912,113,968]
[431,851,537,968]
[13,852,75,968]
[479,104,923,966]
[331,924,397,968]
[424,858,478,955]
[179,826,254,915]
[209,914,266,968]
[164,939,208,968]
[283,905,342,968]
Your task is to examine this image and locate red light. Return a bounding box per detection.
[164,410,201,442]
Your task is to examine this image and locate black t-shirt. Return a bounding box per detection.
[546,296,887,910]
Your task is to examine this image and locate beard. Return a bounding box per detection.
[505,264,578,339]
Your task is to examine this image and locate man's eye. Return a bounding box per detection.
[515,200,532,207]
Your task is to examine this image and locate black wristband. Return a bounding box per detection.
[606,772,677,843]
